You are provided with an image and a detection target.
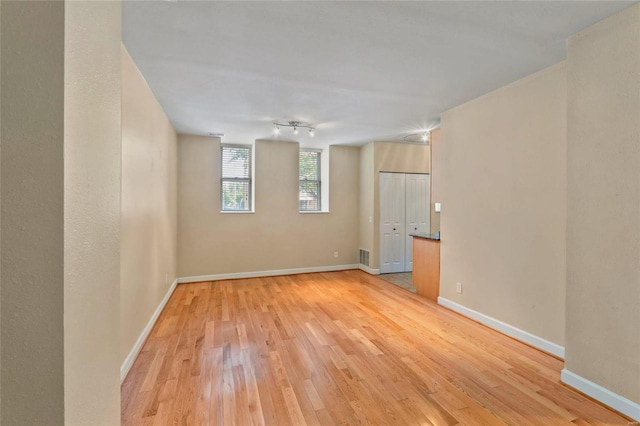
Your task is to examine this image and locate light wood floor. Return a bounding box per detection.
[121,270,631,425]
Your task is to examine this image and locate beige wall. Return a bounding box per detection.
[439,62,567,346]
[359,141,430,270]
[374,141,430,175]
[178,136,359,278]
[64,1,122,423]
[566,4,640,404]
[430,128,441,233]
[121,47,178,365]
[1,1,122,423]
[1,2,65,422]
[358,143,375,266]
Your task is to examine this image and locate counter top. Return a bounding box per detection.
[409,232,441,241]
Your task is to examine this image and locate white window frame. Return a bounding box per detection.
[299,148,322,212]
[221,143,253,212]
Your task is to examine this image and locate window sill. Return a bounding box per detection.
[299,211,330,214]
[220,210,255,214]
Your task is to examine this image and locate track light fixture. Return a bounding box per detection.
[404,131,431,144]
[272,121,315,137]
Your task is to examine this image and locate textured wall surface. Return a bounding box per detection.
[64,1,122,423]
[178,137,359,277]
[121,46,178,366]
[358,143,375,266]
[0,2,65,423]
[566,4,640,403]
[440,62,567,346]
[430,128,441,234]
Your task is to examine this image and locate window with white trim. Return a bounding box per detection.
[221,144,252,211]
[299,149,321,211]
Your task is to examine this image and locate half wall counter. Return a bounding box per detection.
[410,232,440,301]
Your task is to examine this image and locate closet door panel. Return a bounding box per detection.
[405,173,430,271]
[380,173,406,273]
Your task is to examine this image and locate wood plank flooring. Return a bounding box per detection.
[121,270,631,425]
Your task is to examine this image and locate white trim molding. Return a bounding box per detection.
[178,264,359,284]
[561,369,640,422]
[120,278,178,383]
[358,264,380,275]
[437,297,565,359]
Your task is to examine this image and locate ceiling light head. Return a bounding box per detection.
[273,124,280,135]
[309,128,315,137]
[403,131,430,144]
[293,126,298,135]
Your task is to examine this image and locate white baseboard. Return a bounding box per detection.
[437,297,565,359]
[178,264,359,284]
[358,264,380,275]
[120,278,178,383]
[561,369,640,421]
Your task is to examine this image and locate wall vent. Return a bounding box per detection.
[359,249,370,267]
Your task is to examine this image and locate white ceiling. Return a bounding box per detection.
[123,1,635,148]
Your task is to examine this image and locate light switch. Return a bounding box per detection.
[435,202,441,213]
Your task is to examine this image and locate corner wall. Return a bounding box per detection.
[63,1,122,423]
[120,47,178,368]
[566,3,640,409]
[359,143,374,268]
[430,128,441,233]
[439,62,567,348]
[1,2,65,422]
[2,2,123,422]
[178,136,359,278]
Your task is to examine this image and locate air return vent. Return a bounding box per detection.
[359,249,370,267]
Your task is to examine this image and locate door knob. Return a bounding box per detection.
[393,228,396,231]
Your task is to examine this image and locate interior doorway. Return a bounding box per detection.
[379,172,430,274]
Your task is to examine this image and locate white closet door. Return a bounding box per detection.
[405,173,430,271]
[380,173,406,273]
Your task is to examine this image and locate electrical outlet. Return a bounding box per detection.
[334,251,339,258]
[456,282,463,294]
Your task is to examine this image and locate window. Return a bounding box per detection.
[299,149,321,211]
[221,144,252,211]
